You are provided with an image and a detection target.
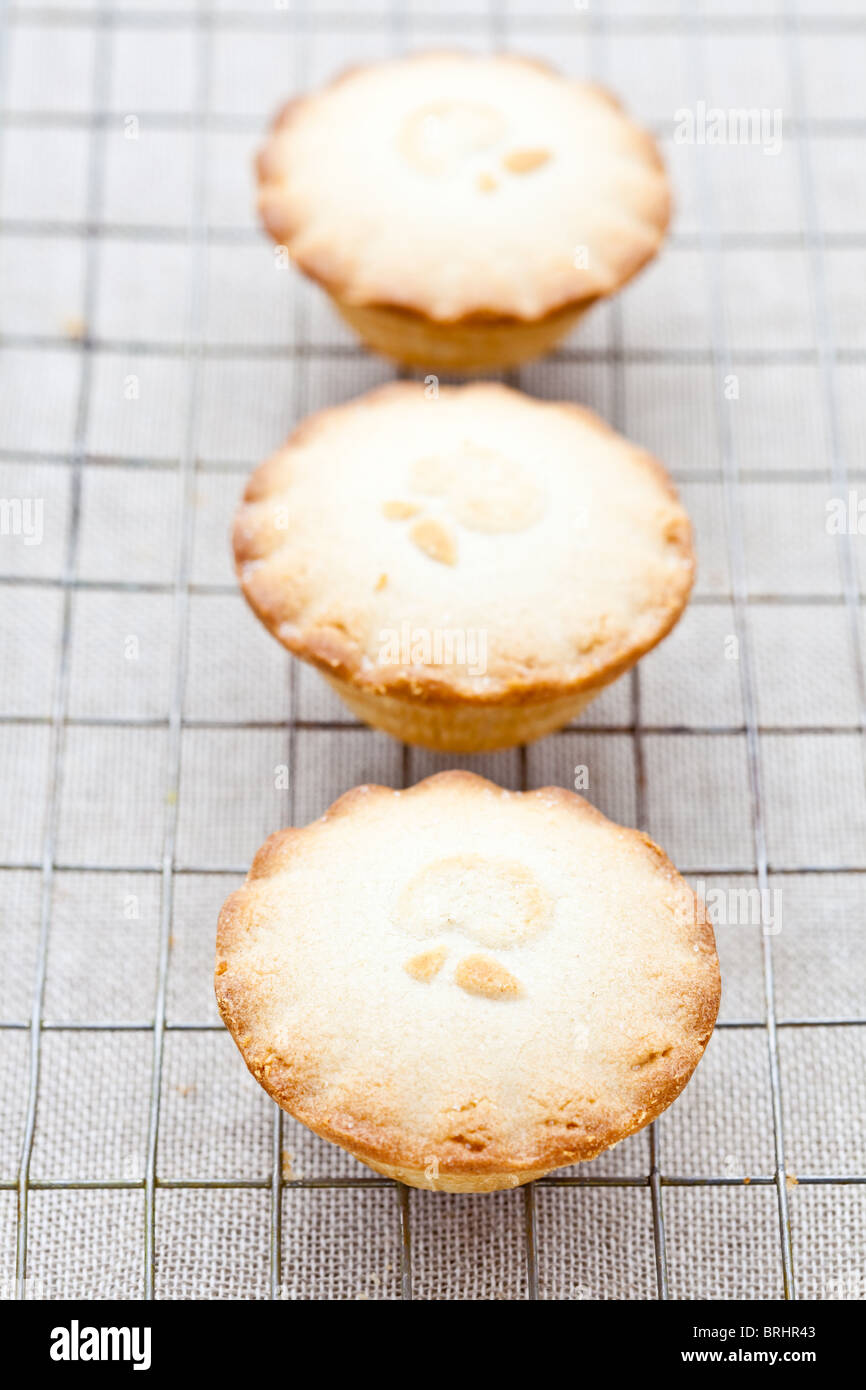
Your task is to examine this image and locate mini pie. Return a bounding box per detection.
[256,52,671,369]
[216,772,720,1192]
[232,382,694,753]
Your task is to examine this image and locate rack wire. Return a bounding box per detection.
[1,0,865,1300]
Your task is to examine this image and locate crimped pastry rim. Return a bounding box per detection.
[215,771,721,1180]
[255,50,672,326]
[232,381,696,708]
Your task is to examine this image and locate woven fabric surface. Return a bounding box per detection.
[1,0,865,1300]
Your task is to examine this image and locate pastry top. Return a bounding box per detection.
[257,51,670,322]
[233,382,694,705]
[216,772,720,1179]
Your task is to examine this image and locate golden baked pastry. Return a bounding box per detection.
[232,382,694,753]
[216,772,720,1192]
[256,52,671,369]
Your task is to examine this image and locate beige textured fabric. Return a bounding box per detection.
[1,2,865,1299]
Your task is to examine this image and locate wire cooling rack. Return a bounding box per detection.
[1,0,865,1300]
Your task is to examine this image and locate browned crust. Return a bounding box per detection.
[215,771,721,1180]
[232,381,696,707]
[255,50,672,325]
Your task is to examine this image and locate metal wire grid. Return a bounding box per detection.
[0,0,864,1300]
